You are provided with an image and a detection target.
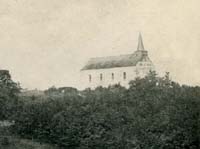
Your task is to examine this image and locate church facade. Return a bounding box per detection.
[80,34,155,89]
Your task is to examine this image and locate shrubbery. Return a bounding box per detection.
[9,72,200,148]
[0,70,21,120]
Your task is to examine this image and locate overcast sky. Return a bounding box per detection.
[0,0,200,89]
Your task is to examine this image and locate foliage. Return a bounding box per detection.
[0,70,21,120]
[44,86,78,97]
[11,71,200,149]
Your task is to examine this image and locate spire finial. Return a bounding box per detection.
[137,32,145,51]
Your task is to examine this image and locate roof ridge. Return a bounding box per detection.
[89,53,134,60]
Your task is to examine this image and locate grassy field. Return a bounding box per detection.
[0,136,59,149]
[0,126,59,149]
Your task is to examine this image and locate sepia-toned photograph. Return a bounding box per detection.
[0,0,199,148]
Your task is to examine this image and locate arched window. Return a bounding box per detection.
[89,74,92,83]
[111,73,114,80]
[123,72,126,80]
[100,73,103,81]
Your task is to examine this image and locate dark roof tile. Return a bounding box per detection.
[81,50,150,70]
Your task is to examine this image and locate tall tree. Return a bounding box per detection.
[0,70,21,120]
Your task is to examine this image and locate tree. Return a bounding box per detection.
[0,70,21,120]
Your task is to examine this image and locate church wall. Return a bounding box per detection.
[80,62,154,89]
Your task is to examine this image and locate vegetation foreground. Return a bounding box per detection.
[0,137,57,149]
[0,71,200,149]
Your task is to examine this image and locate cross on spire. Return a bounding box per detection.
[137,33,145,51]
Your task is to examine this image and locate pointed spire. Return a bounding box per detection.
[137,32,145,51]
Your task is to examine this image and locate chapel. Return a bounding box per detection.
[80,33,155,89]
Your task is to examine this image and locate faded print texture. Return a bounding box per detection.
[0,0,199,89]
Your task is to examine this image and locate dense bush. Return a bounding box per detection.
[0,70,21,120]
[12,72,200,149]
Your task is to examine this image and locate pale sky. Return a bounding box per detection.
[0,0,200,89]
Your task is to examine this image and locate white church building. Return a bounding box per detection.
[80,34,155,89]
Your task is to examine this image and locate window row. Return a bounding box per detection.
[89,72,126,82]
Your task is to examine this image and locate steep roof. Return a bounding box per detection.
[81,50,150,70]
[137,33,145,51]
[81,34,151,70]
